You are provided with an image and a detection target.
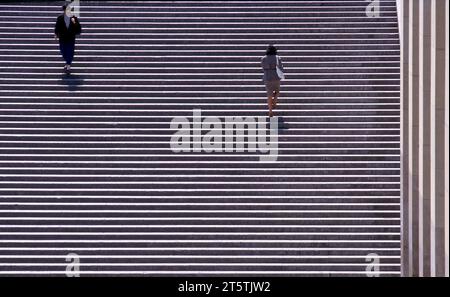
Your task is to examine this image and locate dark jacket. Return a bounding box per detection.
[55,15,81,43]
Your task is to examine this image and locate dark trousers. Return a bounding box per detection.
[59,41,75,65]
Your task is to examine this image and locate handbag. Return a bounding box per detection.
[276,55,285,81]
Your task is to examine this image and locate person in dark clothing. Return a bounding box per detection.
[54,5,81,73]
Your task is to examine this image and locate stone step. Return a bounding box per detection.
[0,0,401,276]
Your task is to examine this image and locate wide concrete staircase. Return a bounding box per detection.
[0,1,401,276]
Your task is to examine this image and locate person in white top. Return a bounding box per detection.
[261,45,285,117]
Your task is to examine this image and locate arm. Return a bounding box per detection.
[277,56,284,72]
[54,17,60,39]
[71,17,82,35]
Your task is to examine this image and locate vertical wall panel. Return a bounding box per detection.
[418,0,431,277]
[400,0,449,277]
[445,0,449,278]
[430,0,437,276]
[431,0,447,277]
[400,0,410,277]
[398,0,410,275]
[408,0,420,277]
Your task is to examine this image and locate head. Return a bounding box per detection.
[62,4,71,16]
[266,44,278,56]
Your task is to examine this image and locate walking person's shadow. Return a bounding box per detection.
[60,73,84,92]
[277,115,285,129]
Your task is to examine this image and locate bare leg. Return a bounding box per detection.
[273,91,279,108]
[267,95,274,117]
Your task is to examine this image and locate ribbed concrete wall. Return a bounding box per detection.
[399,0,449,277]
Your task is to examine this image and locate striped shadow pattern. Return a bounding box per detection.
[0,0,401,276]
